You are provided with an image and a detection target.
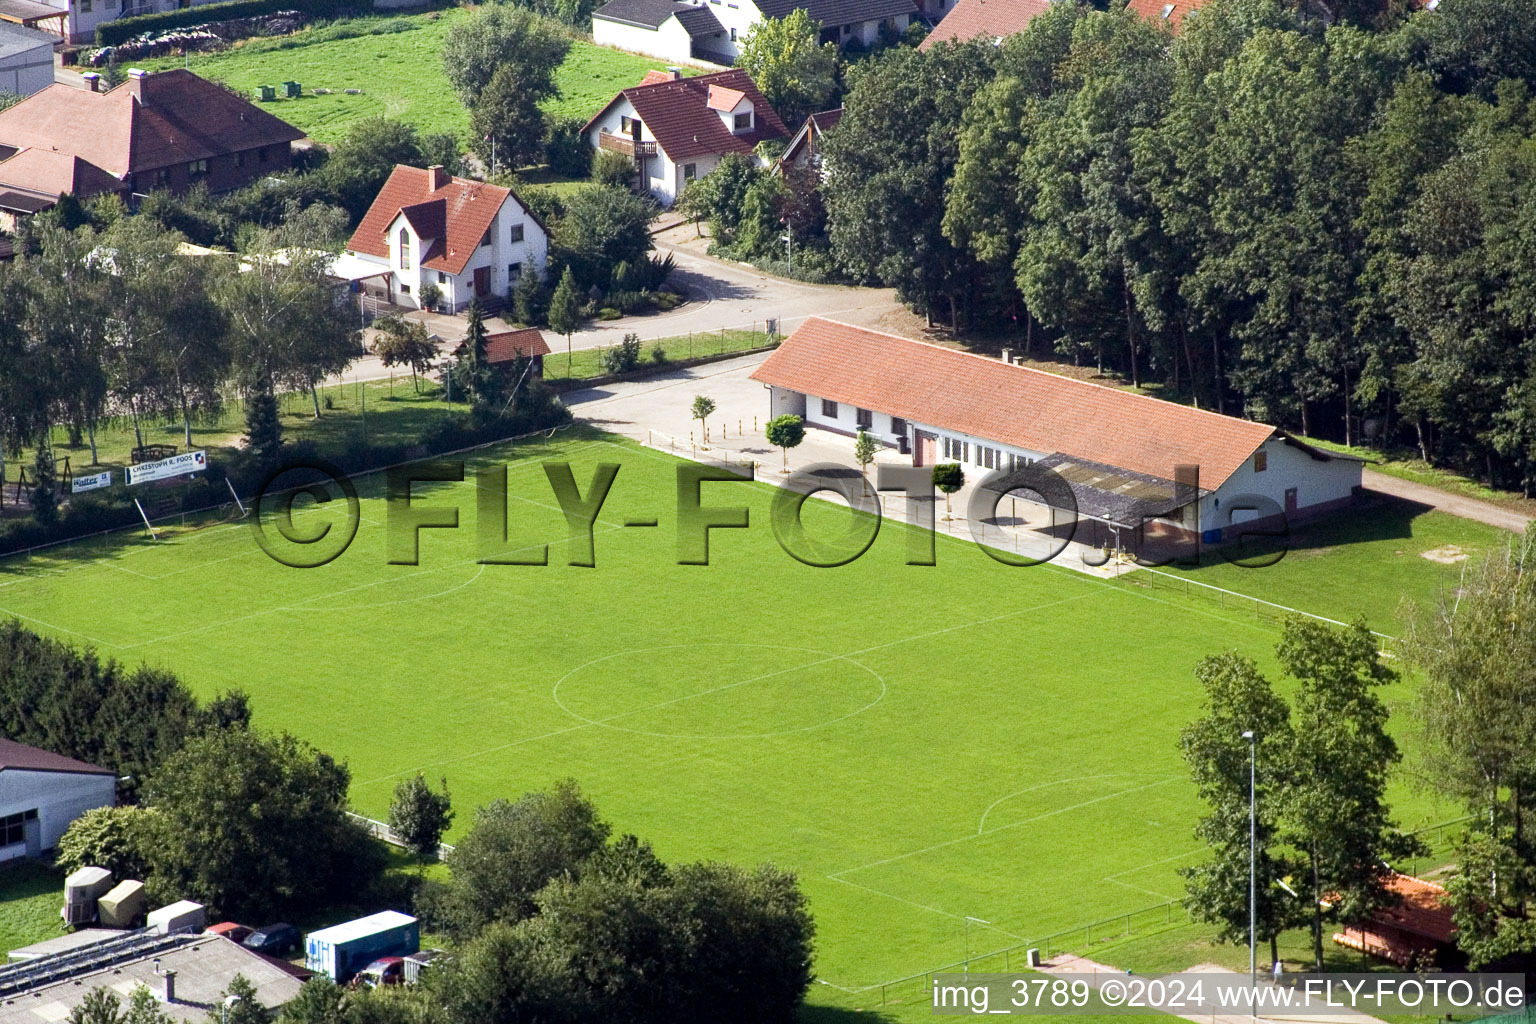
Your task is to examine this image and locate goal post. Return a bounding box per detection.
[226,478,248,518]
[134,498,160,541]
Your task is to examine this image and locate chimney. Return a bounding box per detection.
[427,164,450,190]
[666,66,682,80]
[127,67,147,102]
[161,970,176,1004]
[81,72,100,93]
[1000,347,1011,364]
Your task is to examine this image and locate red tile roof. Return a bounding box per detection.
[583,69,787,162]
[0,69,302,191]
[706,84,746,111]
[0,148,122,200]
[639,69,676,86]
[347,165,544,277]
[919,0,1051,50]
[1374,873,1457,944]
[750,317,1282,489]
[1125,0,1209,31]
[0,738,113,776]
[484,328,550,363]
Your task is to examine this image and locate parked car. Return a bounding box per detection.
[244,923,300,957]
[353,956,406,988]
[205,922,253,944]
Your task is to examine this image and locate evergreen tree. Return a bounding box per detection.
[513,269,545,326]
[244,381,282,461]
[29,447,58,525]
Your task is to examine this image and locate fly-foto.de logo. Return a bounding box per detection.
[248,458,1292,570]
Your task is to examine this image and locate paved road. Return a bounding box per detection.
[1362,468,1530,533]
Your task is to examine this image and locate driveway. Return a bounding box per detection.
[1361,468,1529,533]
[350,222,902,371]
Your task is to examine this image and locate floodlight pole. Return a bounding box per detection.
[1243,729,1256,1023]
[964,916,989,976]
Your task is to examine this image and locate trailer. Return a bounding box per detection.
[304,911,418,983]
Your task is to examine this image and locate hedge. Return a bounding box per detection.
[95,0,354,48]
[0,393,572,557]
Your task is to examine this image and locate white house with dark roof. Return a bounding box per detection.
[0,738,115,862]
[582,67,787,204]
[751,318,1364,542]
[590,0,914,65]
[345,164,550,313]
[592,0,731,64]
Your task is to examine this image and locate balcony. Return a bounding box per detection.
[598,132,656,158]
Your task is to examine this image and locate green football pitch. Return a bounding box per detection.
[0,427,1496,1012]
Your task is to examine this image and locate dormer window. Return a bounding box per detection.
[734,111,752,131]
[398,227,411,270]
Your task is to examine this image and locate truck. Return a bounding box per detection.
[304,911,419,983]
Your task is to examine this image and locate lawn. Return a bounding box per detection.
[543,328,774,381]
[0,861,64,955]
[10,375,457,486]
[135,10,694,144]
[0,428,1493,1018]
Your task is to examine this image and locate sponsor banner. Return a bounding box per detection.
[127,450,207,486]
[72,471,112,493]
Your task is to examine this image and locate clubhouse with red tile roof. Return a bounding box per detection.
[751,318,1363,537]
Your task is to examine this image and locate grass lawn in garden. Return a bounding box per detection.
[0,861,64,955]
[0,427,1490,1017]
[135,11,697,144]
[543,328,774,381]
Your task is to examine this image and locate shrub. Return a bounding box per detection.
[651,344,667,364]
[418,282,443,312]
[605,289,651,314]
[601,333,642,374]
[597,307,621,321]
[591,150,636,188]
[57,806,157,880]
[95,0,348,46]
[544,116,590,178]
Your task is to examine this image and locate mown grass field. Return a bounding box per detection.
[0,428,1497,1018]
[136,9,693,144]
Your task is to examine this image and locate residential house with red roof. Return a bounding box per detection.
[0,738,115,862]
[582,67,787,204]
[918,0,1050,50]
[0,68,304,218]
[751,318,1363,542]
[345,164,550,313]
[1124,0,1209,32]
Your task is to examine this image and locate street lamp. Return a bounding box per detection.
[780,225,793,274]
[1242,729,1256,1022]
[222,994,243,1024]
[964,916,990,975]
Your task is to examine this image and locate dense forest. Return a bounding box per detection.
[820,0,1536,491]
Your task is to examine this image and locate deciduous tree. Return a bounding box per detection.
[736,10,839,129]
